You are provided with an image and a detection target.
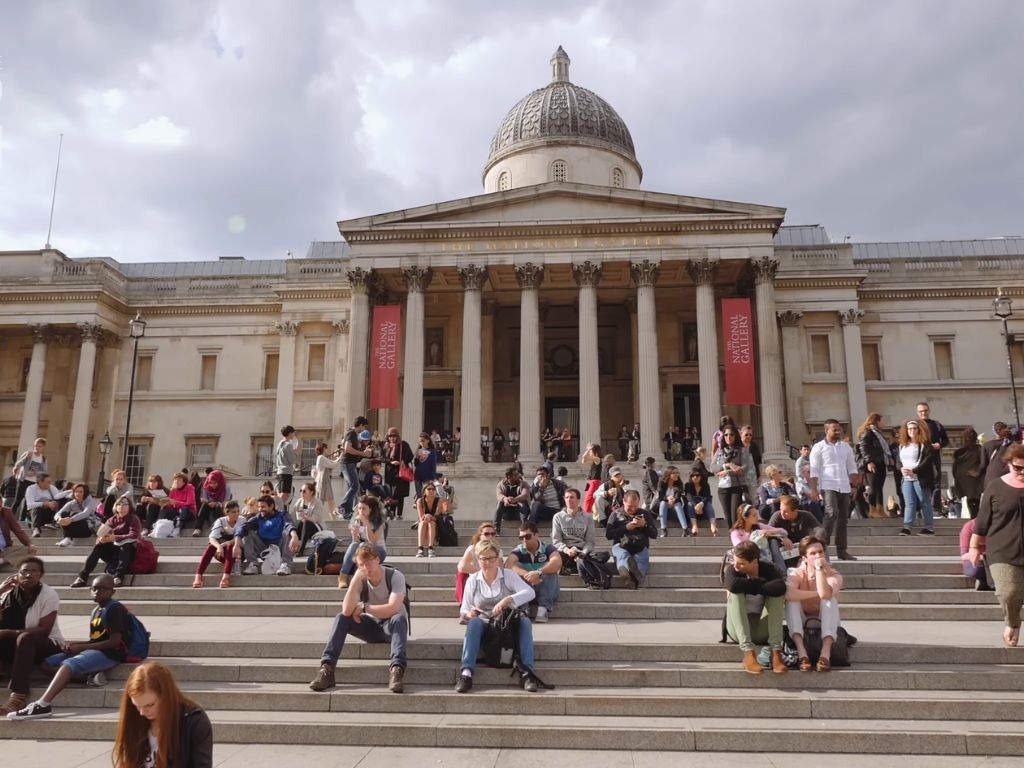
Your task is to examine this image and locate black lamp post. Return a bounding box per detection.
[97,431,113,494]
[123,312,147,470]
[994,290,1021,430]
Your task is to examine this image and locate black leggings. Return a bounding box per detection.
[80,541,136,579]
[717,487,745,528]
[865,467,886,507]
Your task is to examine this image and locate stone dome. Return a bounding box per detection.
[483,47,642,183]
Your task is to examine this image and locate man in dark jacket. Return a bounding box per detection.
[981,422,1012,486]
[724,540,788,675]
[916,402,949,510]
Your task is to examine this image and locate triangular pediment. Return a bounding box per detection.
[338,182,785,237]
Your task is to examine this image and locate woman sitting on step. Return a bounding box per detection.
[193,500,241,589]
[456,523,502,605]
[730,503,790,574]
[337,495,387,589]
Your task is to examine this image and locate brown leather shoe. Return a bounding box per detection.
[309,663,336,691]
[388,665,405,694]
[742,650,763,675]
[0,692,28,716]
[771,649,788,674]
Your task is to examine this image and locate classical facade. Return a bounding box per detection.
[2,47,1022,487]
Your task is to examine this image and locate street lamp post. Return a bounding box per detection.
[993,290,1021,431]
[122,313,147,470]
[97,431,113,494]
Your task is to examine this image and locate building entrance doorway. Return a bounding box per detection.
[544,397,580,461]
[423,389,454,434]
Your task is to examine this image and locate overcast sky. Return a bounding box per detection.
[1,0,1021,263]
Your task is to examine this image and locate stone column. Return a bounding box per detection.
[573,261,603,446]
[751,256,786,460]
[481,301,496,440]
[840,308,868,429]
[400,266,432,440]
[345,268,374,423]
[65,323,103,483]
[274,321,298,429]
[515,263,544,463]
[330,318,350,441]
[631,260,661,457]
[18,324,50,453]
[777,311,806,444]
[687,259,721,449]
[457,265,488,463]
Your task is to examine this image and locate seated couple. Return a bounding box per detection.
[723,536,844,675]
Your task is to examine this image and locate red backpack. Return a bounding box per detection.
[130,538,160,574]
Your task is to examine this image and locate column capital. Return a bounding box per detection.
[331,318,350,335]
[776,310,804,327]
[402,265,433,292]
[751,255,780,284]
[345,267,376,292]
[686,258,719,286]
[457,264,489,291]
[838,308,865,325]
[514,262,545,289]
[29,324,51,344]
[630,259,660,287]
[77,322,104,343]
[572,260,603,288]
[276,320,299,336]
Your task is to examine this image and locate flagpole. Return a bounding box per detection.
[44,133,64,249]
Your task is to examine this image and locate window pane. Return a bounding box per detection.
[934,341,953,379]
[189,442,215,468]
[862,343,881,381]
[810,334,831,374]
[255,443,274,476]
[263,353,279,390]
[136,356,153,391]
[299,438,319,473]
[307,343,326,381]
[200,355,217,390]
[125,444,147,488]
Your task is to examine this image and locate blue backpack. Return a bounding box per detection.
[95,600,151,662]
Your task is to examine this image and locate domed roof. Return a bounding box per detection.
[485,47,639,173]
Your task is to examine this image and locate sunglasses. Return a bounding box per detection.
[518,534,534,541]
[480,531,496,537]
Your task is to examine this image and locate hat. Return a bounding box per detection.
[609,466,623,478]
[358,430,372,441]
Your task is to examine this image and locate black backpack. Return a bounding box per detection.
[437,514,459,547]
[800,617,852,667]
[305,537,342,575]
[360,566,412,635]
[577,554,611,590]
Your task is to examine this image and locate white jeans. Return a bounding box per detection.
[786,598,841,640]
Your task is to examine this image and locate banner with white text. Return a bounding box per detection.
[721,297,758,406]
[369,304,401,409]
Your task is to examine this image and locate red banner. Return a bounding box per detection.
[369,305,401,409]
[721,298,758,406]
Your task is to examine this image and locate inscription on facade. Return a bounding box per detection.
[439,236,669,253]
[374,320,399,370]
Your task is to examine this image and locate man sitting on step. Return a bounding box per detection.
[551,487,596,573]
[310,544,408,694]
[493,466,530,534]
[767,496,826,558]
[785,535,844,672]
[232,495,299,576]
[723,540,788,675]
[504,521,562,623]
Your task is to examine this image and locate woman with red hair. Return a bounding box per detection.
[112,661,212,768]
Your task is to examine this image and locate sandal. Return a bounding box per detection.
[219,575,230,589]
[816,657,831,672]
[710,526,719,537]
[690,527,699,537]
[192,575,204,589]
[798,656,812,672]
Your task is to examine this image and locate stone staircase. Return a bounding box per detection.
[3,517,1022,757]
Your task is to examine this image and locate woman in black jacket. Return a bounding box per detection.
[382,427,415,520]
[856,412,891,519]
[112,661,212,768]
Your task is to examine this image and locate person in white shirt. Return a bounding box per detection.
[55,483,98,547]
[807,419,861,561]
[24,475,69,538]
[0,557,64,716]
[12,438,48,521]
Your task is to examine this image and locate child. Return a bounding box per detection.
[362,459,386,498]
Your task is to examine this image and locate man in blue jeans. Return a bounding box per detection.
[504,521,562,623]
[309,544,408,693]
[339,416,372,520]
[7,574,126,720]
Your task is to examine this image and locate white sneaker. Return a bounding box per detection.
[86,671,107,687]
[242,563,259,575]
[56,537,73,547]
[276,562,291,576]
[535,606,549,623]
[427,548,436,558]
[170,527,180,538]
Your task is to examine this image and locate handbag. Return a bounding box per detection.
[398,464,414,483]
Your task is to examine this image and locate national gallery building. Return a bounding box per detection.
[2,48,1021,487]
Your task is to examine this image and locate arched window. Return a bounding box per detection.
[498,171,511,191]
[551,159,567,182]
[611,167,624,188]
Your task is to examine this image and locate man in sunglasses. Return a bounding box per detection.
[504,522,562,623]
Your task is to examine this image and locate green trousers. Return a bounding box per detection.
[726,592,785,652]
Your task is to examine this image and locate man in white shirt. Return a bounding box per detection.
[807,420,860,561]
[24,475,67,538]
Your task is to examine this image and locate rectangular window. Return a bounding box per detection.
[299,438,320,473]
[933,340,954,380]
[307,343,326,381]
[125,444,147,488]
[1011,338,1024,379]
[136,355,153,391]
[862,342,881,381]
[254,442,274,476]
[810,333,832,374]
[200,355,217,390]
[189,442,216,468]
[263,352,279,390]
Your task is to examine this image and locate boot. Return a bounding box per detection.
[869,504,886,519]
[309,663,336,692]
[742,650,763,675]
[388,665,405,694]
[0,692,28,716]
[771,649,788,674]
